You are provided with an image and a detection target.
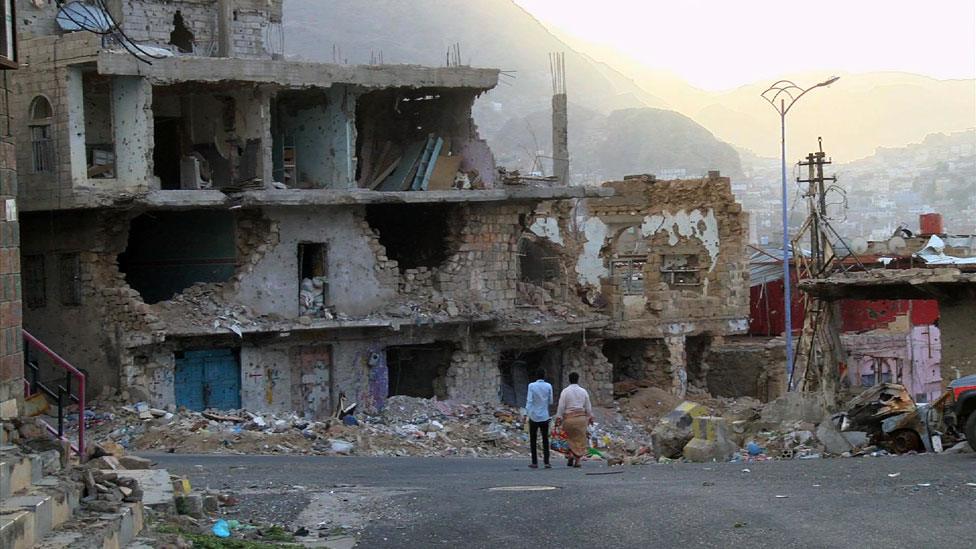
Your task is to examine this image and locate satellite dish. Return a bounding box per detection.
[851,237,869,255]
[56,1,113,33]
[887,236,907,254]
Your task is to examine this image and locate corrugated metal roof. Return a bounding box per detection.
[914,235,976,265]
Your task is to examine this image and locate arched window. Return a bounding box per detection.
[29,95,54,173]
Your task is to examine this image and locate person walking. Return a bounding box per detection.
[525,370,553,469]
[555,372,592,468]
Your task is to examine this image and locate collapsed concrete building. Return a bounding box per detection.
[12,0,751,419]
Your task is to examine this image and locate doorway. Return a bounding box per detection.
[174,349,241,411]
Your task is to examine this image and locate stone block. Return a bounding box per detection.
[682,416,737,462]
[651,401,707,458]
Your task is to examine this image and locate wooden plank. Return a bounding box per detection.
[369,156,401,190]
[426,154,463,191]
[409,135,438,191]
[377,139,426,191]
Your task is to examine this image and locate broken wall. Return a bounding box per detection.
[272,86,354,189]
[18,210,165,393]
[550,174,750,339]
[112,0,283,58]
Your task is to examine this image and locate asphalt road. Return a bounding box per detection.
[143,452,976,548]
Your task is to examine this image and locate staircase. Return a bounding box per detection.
[0,445,143,549]
[3,330,144,548]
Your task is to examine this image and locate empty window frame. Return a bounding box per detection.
[58,252,82,306]
[660,254,701,286]
[611,257,646,295]
[298,242,329,317]
[22,254,45,309]
[29,96,54,173]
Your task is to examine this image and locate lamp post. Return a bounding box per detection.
[760,76,839,389]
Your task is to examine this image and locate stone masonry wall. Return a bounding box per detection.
[0,73,21,416]
[10,33,101,210]
[573,174,750,337]
[445,337,502,403]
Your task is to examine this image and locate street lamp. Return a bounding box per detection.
[760,76,839,389]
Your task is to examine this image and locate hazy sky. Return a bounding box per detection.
[514,0,976,90]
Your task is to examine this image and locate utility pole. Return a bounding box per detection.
[797,138,836,277]
[790,138,845,407]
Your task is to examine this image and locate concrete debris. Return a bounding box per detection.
[816,416,854,455]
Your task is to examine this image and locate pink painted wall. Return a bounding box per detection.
[843,325,942,402]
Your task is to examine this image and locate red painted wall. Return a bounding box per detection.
[839,299,939,332]
[750,283,940,336]
[749,273,806,336]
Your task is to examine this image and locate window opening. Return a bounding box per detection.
[661,254,702,286]
[58,252,81,306]
[29,96,53,173]
[23,254,46,309]
[611,257,646,295]
[298,242,330,318]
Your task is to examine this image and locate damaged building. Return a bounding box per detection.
[524,173,752,400]
[12,0,751,419]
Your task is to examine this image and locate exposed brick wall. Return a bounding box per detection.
[578,175,750,336]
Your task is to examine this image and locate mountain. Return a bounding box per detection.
[282,1,973,179]
[494,104,743,182]
[283,0,667,126]
[554,43,976,160]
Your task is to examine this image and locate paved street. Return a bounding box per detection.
[143,451,975,548]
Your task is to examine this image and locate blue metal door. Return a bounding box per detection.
[174,349,241,411]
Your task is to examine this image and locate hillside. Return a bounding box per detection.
[282,1,973,181]
[283,0,744,182]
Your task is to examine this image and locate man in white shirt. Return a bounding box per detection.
[525,370,554,469]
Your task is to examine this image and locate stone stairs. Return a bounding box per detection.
[0,446,143,549]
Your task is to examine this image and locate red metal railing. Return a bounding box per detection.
[22,330,86,457]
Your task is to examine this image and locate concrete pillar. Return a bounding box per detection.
[217,0,234,58]
[551,93,568,185]
[325,85,356,189]
[666,335,687,398]
[65,67,88,185]
[112,76,154,189]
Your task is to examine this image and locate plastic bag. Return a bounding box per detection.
[550,426,570,454]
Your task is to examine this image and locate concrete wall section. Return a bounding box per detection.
[234,207,394,318]
[940,297,976,380]
[112,76,154,188]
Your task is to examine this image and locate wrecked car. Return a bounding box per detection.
[946,375,976,452]
[835,383,970,454]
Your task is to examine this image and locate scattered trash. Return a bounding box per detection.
[888,473,901,478]
[212,519,231,538]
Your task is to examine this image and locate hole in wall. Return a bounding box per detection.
[118,211,236,303]
[365,203,457,272]
[386,343,454,399]
[498,348,563,407]
[169,11,195,53]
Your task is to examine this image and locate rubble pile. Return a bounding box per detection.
[70,394,652,461]
[61,382,969,464]
[153,282,277,334]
